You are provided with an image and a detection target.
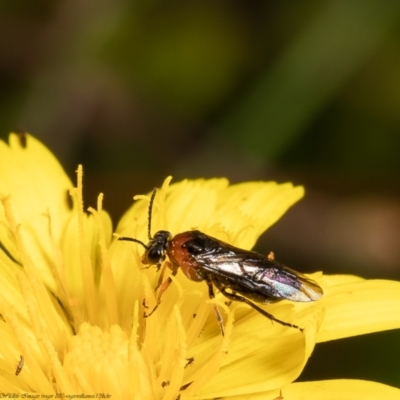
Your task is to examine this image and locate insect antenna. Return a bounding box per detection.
[118,187,158,247]
[118,236,148,249]
[147,188,158,240]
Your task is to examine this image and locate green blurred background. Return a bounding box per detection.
[1,0,399,389]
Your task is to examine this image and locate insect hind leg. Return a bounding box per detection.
[219,287,303,332]
[206,279,225,336]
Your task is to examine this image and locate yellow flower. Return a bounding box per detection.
[0,133,399,399]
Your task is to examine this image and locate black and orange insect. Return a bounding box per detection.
[119,187,323,334]
[15,355,24,376]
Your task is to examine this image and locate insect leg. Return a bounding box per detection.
[205,279,225,336]
[154,260,169,290]
[219,287,303,332]
[144,262,178,318]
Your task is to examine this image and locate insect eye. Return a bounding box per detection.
[183,237,206,254]
[146,247,165,264]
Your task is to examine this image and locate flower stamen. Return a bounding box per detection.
[69,165,97,323]
[88,194,118,327]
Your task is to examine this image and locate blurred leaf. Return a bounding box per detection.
[105,3,250,119]
[221,0,400,161]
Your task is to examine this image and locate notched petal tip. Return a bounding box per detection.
[315,278,400,342]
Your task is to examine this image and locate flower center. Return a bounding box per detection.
[64,322,134,397]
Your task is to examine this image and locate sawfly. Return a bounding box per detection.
[119,186,323,335]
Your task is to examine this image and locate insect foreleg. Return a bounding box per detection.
[218,287,303,332]
[154,260,170,291]
[144,262,179,318]
[205,279,225,336]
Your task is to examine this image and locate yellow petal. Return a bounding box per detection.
[293,276,400,342]
[221,379,400,400]
[288,379,400,400]
[213,181,304,249]
[0,134,72,239]
[194,304,319,398]
[0,134,73,290]
[116,177,304,251]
